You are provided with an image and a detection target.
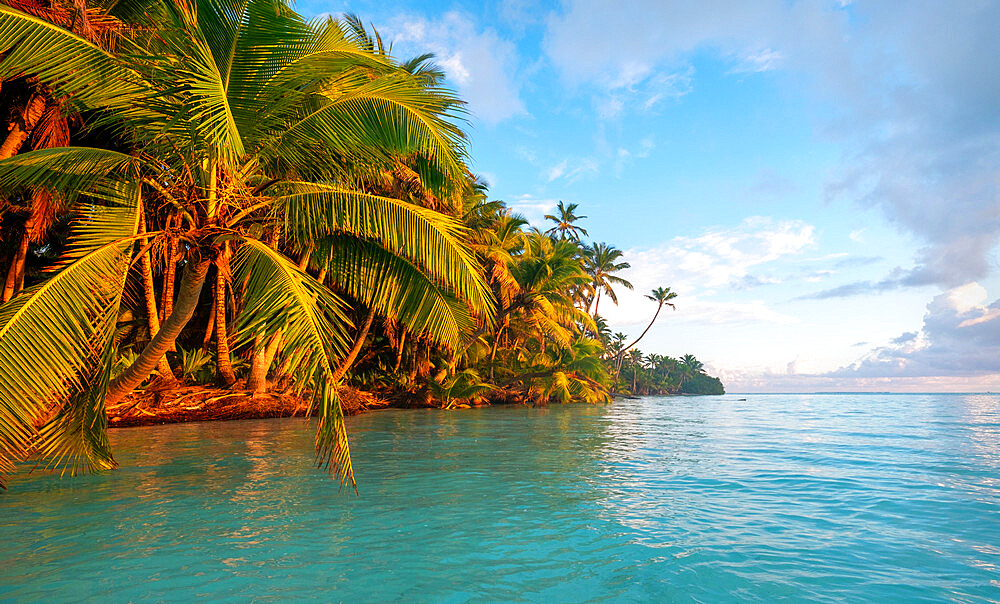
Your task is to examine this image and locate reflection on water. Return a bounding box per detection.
[2,395,1000,601]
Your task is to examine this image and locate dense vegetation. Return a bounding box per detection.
[0,0,721,488]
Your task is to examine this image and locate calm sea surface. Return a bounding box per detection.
[2,394,1000,602]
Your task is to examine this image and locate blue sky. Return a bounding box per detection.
[301,0,1000,392]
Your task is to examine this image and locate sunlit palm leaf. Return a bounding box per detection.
[0,147,140,204]
[323,236,474,351]
[0,237,136,486]
[276,182,494,321]
[0,5,145,111]
[231,239,355,489]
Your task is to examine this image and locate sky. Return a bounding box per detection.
[299,0,1000,393]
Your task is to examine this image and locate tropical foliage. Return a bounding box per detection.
[0,0,722,488]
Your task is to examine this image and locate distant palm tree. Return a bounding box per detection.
[679,354,704,382]
[544,201,589,241]
[616,287,677,375]
[584,242,632,317]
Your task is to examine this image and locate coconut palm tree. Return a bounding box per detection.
[616,286,677,376]
[0,0,492,489]
[543,201,588,241]
[584,242,632,317]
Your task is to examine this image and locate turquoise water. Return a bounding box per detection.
[2,394,1000,601]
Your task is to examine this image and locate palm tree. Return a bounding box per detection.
[678,354,704,385]
[543,201,588,241]
[584,242,632,317]
[616,287,677,375]
[0,1,492,489]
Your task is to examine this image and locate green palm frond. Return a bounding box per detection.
[276,183,494,321]
[262,73,466,184]
[323,236,474,351]
[0,147,140,204]
[0,5,145,112]
[129,0,245,161]
[231,239,355,488]
[0,236,137,486]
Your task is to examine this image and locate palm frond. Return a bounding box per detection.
[323,236,474,351]
[231,238,355,488]
[0,147,140,204]
[0,5,145,111]
[0,236,137,486]
[276,182,494,321]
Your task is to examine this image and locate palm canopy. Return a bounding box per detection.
[0,0,492,489]
[616,286,678,374]
[584,242,632,317]
[543,200,588,241]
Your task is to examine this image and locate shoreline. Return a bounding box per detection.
[106,385,397,428]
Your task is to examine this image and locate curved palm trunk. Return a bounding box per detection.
[331,307,376,383]
[591,289,601,318]
[138,211,175,383]
[106,257,211,404]
[616,302,663,377]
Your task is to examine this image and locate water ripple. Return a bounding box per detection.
[2,394,1000,601]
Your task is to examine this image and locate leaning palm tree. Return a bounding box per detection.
[543,201,588,241]
[0,0,492,489]
[616,287,677,376]
[584,242,632,317]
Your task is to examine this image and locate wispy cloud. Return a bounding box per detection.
[728,47,783,74]
[544,157,599,183]
[388,12,526,124]
[602,216,814,327]
[507,195,558,226]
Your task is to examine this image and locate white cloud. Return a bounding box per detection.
[545,0,1000,290]
[545,159,567,182]
[507,195,558,226]
[824,283,1000,380]
[544,157,599,183]
[388,12,526,124]
[600,216,814,327]
[729,48,783,74]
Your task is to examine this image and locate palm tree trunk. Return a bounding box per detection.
[330,307,376,383]
[591,289,601,318]
[393,328,407,373]
[160,214,177,322]
[214,257,236,386]
[2,254,17,303]
[615,303,663,379]
[138,211,175,383]
[202,276,216,350]
[106,256,212,404]
[2,219,31,303]
[0,93,46,160]
[246,333,281,394]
